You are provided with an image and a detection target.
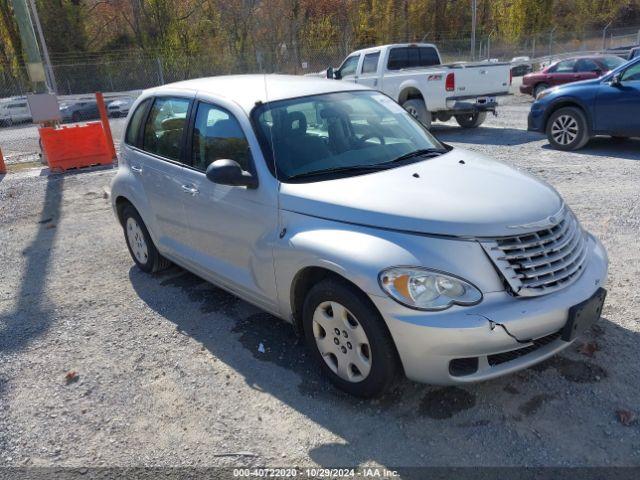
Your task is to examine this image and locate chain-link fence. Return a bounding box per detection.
[1,25,638,168]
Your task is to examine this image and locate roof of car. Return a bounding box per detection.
[147,74,370,114]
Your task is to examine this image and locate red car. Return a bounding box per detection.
[520,55,626,97]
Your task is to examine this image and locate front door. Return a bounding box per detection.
[336,54,361,83]
[595,62,640,136]
[179,100,279,310]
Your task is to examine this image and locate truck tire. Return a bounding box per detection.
[546,106,590,151]
[455,112,487,128]
[402,99,432,129]
[533,83,549,98]
[302,278,400,398]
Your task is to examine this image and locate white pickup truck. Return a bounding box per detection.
[325,43,512,129]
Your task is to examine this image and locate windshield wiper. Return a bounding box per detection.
[383,148,446,164]
[287,163,393,180]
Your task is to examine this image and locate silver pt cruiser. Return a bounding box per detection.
[110,75,608,397]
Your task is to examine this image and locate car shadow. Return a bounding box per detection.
[541,137,640,160]
[432,125,543,146]
[128,266,636,468]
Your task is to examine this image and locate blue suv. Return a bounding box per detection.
[528,56,640,150]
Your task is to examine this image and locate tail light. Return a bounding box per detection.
[445,72,455,92]
[509,69,513,85]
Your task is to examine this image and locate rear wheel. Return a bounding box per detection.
[302,278,400,398]
[402,99,432,129]
[533,83,549,98]
[546,107,590,151]
[121,205,171,273]
[455,111,487,128]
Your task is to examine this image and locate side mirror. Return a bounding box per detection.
[611,72,623,86]
[326,67,334,79]
[333,68,342,80]
[205,159,258,189]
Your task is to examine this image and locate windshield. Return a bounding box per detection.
[601,56,626,70]
[252,91,446,182]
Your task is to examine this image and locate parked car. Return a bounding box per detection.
[325,43,512,129]
[111,75,608,398]
[0,97,32,126]
[528,56,640,150]
[59,100,100,123]
[520,55,626,98]
[510,56,533,77]
[108,97,134,117]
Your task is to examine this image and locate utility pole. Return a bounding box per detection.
[602,21,612,51]
[28,0,57,93]
[10,0,46,92]
[470,0,477,61]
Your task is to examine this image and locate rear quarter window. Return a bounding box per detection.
[125,98,151,147]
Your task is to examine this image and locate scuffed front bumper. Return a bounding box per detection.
[369,235,608,385]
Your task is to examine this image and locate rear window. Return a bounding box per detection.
[387,46,440,70]
[125,98,151,147]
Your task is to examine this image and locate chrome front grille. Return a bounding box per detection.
[480,209,589,297]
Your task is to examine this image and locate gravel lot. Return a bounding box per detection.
[0,93,639,471]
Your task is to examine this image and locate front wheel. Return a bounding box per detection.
[546,107,590,151]
[122,205,171,273]
[402,99,432,129]
[302,278,400,398]
[533,83,549,98]
[455,111,487,128]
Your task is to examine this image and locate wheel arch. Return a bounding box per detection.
[397,82,425,106]
[543,98,593,133]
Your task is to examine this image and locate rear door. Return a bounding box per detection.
[129,95,195,260]
[358,51,381,89]
[573,58,601,81]
[595,62,640,135]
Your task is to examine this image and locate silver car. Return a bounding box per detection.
[110,75,608,398]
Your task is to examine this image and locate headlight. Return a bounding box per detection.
[378,267,482,311]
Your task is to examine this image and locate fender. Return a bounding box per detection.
[544,94,596,132]
[396,78,429,106]
[273,211,504,320]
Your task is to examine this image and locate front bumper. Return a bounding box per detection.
[527,102,546,132]
[369,235,608,385]
[520,83,534,95]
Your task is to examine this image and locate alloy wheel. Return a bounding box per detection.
[312,301,372,383]
[551,114,579,146]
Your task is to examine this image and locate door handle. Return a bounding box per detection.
[181,184,199,196]
[131,165,143,174]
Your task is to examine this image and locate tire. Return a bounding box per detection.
[546,106,590,151]
[455,111,487,129]
[533,83,549,98]
[121,205,171,273]
[302,278,400,398]
[402,99,432,129]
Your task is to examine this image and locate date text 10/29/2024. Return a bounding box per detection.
[233,467,400,478]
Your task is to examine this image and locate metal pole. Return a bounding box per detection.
[10,0,46,92]
[549,27,556,58]
[27,0,56,93]
[156,57,165,85]
[470,0,477,61]
[602,21,612,51]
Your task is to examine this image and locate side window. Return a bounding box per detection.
[622,63,640,82]
[361,52,380,74]
[142,97,190,161]
[555,60,576,73]
[125,98,151,147]
[192,103,251,172]
[575,59,599,72]
[337,55,359,78]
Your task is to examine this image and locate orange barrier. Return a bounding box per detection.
[96,92,117,160]
[0,147,6,174]
[39,122,113,172]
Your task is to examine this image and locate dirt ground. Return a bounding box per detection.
[0,95,639,471]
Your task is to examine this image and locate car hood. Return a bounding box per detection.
[279,148,564,237]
